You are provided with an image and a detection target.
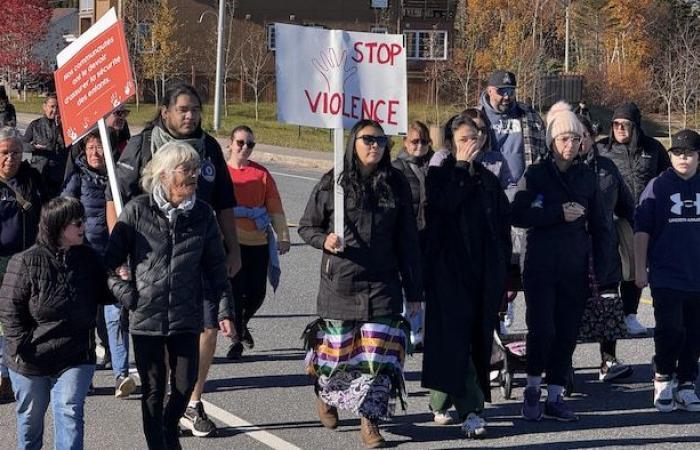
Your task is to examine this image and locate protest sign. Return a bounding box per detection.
[54,8,133,215]
[275,23,408,136]
[54,8,134,146]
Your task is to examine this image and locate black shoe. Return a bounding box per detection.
[179,402,217,437]
[226,341,244,360]
[241,327,255,349]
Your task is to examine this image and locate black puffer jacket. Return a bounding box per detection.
[0,244,111,376]
[298,169,423,321]
[104,194,233,336]
[598,128,669,204]
[583,145,635,287]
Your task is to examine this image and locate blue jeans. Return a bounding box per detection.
[104,304,129,379]
[0,336,8,377]
[9,364,95,450]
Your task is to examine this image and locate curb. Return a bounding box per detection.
[15,112,333,170]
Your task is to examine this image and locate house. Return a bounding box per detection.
[84,0,457,102]
[35,8,79,73]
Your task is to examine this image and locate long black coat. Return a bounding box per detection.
[421,157,511,401]
[298,169,423,321]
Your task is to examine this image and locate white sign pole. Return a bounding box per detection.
[333,128,345,249]
[98,118,123,216]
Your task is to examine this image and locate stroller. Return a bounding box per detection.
[491,329,527,400]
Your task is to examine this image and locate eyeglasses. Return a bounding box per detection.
[170,167,201,177]
[555,135,582,146]
[85,145,104,154]
[612,120,631,130]
[356,135,389,147]
[409,139,430,146]
[496,87,515,97]
[235,140,256,149]
[669,148,698,157]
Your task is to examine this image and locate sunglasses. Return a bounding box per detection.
[235,140,256,149]
[669,148,698,157]
[409,139,430,146]
[356,135,389,147]
[612,121,631,129]
[496,87,515,97]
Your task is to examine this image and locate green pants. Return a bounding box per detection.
[429,357,484,420]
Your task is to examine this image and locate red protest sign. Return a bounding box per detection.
[54,13,134,146]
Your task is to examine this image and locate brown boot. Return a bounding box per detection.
[316,397,338,429]
[360,417,385,448]
[0,376,14,404]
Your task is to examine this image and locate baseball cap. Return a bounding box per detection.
[487,70,517,88]
[669,129,700,153]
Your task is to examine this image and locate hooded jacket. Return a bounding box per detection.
[598,103,670,203]
[479,91,546,195]
[62,154,109,255]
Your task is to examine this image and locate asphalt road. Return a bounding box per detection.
[0,159,699,450]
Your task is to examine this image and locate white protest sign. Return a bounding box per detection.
[275,23,408,135]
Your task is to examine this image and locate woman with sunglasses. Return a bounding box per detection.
[224,125,290,360]
[299,119,422,448]
[105,142,234,450]
[421,113,511,439]
[513,101,613,423]
[0,197,111,450]
[391,120,433,348]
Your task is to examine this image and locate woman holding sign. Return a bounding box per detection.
[299,119,423,448]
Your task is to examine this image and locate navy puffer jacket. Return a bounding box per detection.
[62,154,108,254]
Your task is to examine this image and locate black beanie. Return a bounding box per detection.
[612,102,641,128]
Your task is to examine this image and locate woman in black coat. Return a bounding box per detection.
[0,197,111,450]
[299,119,423,448]
[104,141,234,450]
[513,101,613,423]
[421,113,511,439]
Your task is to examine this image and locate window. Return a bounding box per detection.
[370,26,388,34]
[403,30,447,60]
[137,23,154,53]
[267,24,275,51]
[79,0,94,12]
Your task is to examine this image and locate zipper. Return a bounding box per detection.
[324,255,332,280]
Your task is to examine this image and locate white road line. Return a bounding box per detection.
[269,171,319,182]
[202,399,303,450]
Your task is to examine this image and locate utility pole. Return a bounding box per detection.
[564,1,570,73]
[213,0,226,131]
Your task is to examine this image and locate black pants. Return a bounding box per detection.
[620,280,642,315]
[651,288,700,384]
[133,333,199,450]
[231,244,269,339]
[524,268,589,387]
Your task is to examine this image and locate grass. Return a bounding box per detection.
[15,95,690,151]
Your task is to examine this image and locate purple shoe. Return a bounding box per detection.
[522,386,543,421]
[544,395,578,422]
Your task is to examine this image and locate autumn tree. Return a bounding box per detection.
[139,0,188,105]
[235,21,273,121]
[0,0,52,96]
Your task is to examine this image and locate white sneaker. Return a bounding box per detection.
[674,383,700,412]
[625,314,647,335]
[432,410,454,425]
[461,413,487,438]
[654,376,676,412]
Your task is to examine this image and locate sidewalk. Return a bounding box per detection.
[16,112,333,170]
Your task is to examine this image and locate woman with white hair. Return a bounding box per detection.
[105,141,234,450]
[512,101,613,423]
